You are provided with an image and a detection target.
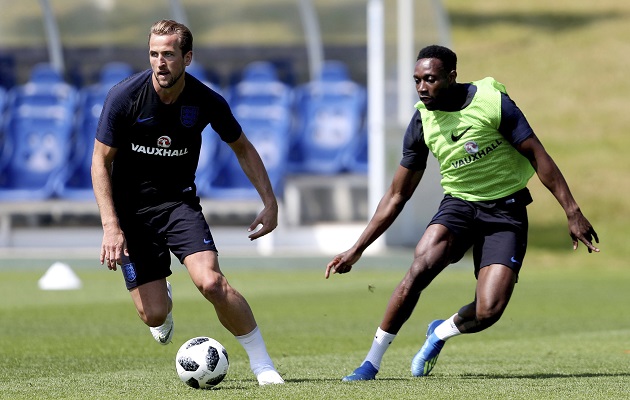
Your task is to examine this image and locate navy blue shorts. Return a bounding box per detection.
[429,188,532,280]
[118,200,218,290]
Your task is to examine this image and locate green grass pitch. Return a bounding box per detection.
[0,254,628,399]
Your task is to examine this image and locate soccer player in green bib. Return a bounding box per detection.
[325,45,599,381]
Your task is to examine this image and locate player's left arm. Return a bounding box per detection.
[515,134,599,253]
[228,132,278,240]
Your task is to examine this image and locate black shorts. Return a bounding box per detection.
[429,188,532,280]
[118,200,218,290]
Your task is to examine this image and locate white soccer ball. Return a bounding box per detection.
[175,337,229,389]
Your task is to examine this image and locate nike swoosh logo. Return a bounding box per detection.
[451,126,473,142]
[203,238,213,244]
[510,256,521,265]
[136,116,154,123]
[159,325,173,344]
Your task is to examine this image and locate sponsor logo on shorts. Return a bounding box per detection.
[203,238,214,245]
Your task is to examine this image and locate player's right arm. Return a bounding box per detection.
[325,165,424,278]
[91,139,126,270]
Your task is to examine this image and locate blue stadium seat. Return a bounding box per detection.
[9,80,78,110]
[0,86,8,172]
[289,64,366,174]
[0,86,6,111]
[190,78,227,197]
[200,61,293,199]
[241,61,279,82]
[0,110,75,200]
[98,61,134,87]
[186,62,222,92]
[28,63,64,84]
[343,127,368,174]
[55,85,110,200]
[194,125,225,198]
[186,62,207,80]
[228,61,293,109]
[319,60,351,83]
[200,104,291,199]
[56,62,134,199]
[0,65,78,200]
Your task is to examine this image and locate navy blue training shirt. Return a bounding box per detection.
[96,69,242,209]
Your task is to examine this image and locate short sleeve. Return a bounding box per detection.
[400,109,429,171]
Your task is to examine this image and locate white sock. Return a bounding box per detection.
[235,326,275,376]
[363,327,396,370]
[433,314,462,341]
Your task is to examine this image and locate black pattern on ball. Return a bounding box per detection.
[185,337,209,349]
[205,346,220,371]
[205,373,226,387]
[185,377,200,389]
[222,348,229,364]
[178,356,200,372]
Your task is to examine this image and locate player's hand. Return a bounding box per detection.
[568,213,600,253]
[248,203,278,240]
[325,249,362,279]
[100,226,127,271]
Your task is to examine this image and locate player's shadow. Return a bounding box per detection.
[460,372,630,379]
[288,372,630,382]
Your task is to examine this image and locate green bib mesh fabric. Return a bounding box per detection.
[415,77,534,201]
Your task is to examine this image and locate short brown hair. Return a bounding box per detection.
[148,19,193,56]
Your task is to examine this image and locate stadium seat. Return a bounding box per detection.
[228,61,293,110]
[0,65,78,200]
[55,85,110,200]
[201,61,293,199]
[186,62,222,92]
[241,61,279,82]
[318,60,351,83]
[0,86,6,111]
[0,111,75,200]
[0,86,6,122]
[343,127,368,174]
[194,125,225,198]
[98,61,134,87]
[188,76,227,198]
[28,62,64,84]
[56,60,135,200]
[186,62,207,80]
[8,80,78,110]
[56,62,135,199]
[200,104,291,199]
[0,86,8,172]
[289,62,366,174]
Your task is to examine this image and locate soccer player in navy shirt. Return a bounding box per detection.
[325,45,599,381]
[91,19,283,385]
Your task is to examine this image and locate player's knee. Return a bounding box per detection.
[476,305,504,327]
[138,308,168,327]
[197,273,230,302]
[406,257,445,291]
